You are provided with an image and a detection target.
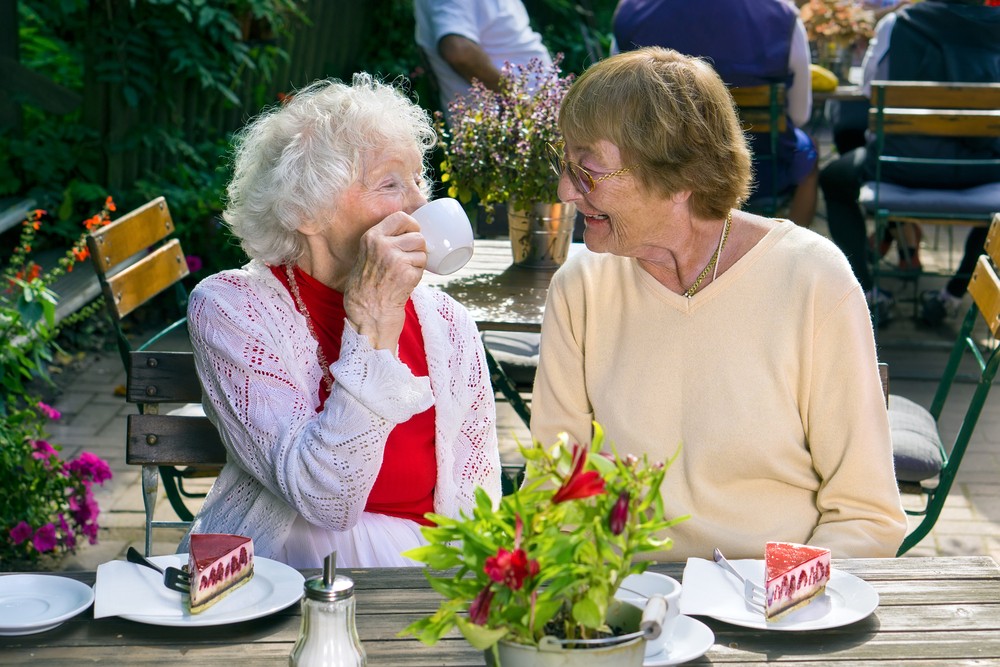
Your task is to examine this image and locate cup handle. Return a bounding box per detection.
[640,594,668,640]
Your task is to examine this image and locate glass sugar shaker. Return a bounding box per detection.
[289,551,366,666]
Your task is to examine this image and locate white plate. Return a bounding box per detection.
[706,561,878,631]
[644,615,715,666]
[0,574,95,635]
[118,555,303,627]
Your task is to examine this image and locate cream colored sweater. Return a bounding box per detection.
[531,222,906,560]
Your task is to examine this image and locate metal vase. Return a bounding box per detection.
[507,201,577,269]
[483,600,646,667]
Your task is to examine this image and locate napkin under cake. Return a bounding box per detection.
[764,541,830,620]
[187,534,254,613]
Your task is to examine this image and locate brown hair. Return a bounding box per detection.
[559,47,752,219]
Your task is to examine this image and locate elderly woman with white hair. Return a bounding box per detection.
[178,75,501,568]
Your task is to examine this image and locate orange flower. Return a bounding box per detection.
[105,196,116,212]
[72,247,90,262]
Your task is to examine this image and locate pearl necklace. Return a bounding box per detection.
[684,211,732,299]
[285,264,335,395]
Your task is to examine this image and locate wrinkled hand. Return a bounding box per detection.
[343,212,426,350]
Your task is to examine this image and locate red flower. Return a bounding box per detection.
[552,443,606,504]
[484,547,539,590]
[469,585,494,624]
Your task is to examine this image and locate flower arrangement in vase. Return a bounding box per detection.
[800,0,876,80]
[401,424,686,664]
[438,55,577,268]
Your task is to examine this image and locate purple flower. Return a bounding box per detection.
[32,523,58,552]
[609,491,630,536]
[185,255,203,273]
[57,514,77,549]
[10,521,32,545]
[66,452,113,484]
[31,439,58,463]
[37,401,61,420]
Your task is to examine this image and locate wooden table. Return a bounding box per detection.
[421,238,583,333]
[3,556,999,665]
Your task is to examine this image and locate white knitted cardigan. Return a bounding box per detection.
[177,260,501,560]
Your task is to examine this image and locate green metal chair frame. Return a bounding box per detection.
[895,216,1000,555]
[732,82,792,217]
[864,81,1000,327]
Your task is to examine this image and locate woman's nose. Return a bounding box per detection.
[557,173,578,203]
[405,187,428,214]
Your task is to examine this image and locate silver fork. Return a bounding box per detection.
[712,548,766,610]
[126,546,190,593]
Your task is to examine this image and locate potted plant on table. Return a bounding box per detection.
[800,0,876,82]
[438,56,575,269]
[401,424,686,666]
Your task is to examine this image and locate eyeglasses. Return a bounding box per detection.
[546,142,633,195]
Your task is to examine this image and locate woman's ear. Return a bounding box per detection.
[296,218,324,236]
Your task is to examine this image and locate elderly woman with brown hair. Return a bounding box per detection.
[179,74,501,568]
[531,47,906,560]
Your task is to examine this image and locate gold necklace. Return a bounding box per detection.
[684,211,732,299]
[285,264,335,396]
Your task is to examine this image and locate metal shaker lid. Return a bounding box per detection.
[303,551,355,602]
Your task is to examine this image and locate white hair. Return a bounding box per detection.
[223,73,436,264]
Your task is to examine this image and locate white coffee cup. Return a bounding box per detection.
[615,571,682,658]
[411,198,474,275]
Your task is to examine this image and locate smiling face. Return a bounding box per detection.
[557,139,681,257]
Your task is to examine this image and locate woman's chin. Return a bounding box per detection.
[582,217,612,250]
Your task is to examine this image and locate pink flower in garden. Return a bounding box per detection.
[58,514,77,549]
[10,521,32,545]
[69,490,100,525]
[67,452,113,484]
[185,255,203,273]
[37,401,61,420]
[32,523,58,552]
[31,439,58,463]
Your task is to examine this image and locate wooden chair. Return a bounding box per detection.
[86,196,211,523]
[730,82,792,217]
[126,350,226,556]
[861,81,1000,326]
[889,215,1000,555]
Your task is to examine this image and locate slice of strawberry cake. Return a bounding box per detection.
[764,541,830,621]
[187,533,254,614]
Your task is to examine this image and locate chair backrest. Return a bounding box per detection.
[86,196,190,367]
[867,81,1000,225]
[895,213,1000,555]
[126,350,225,555]
[730,83,789,216]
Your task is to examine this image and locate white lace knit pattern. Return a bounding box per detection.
[177,260,501,562]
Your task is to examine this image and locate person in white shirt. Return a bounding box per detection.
[414,0,552,120]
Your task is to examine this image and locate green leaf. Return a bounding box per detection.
[455,616,509,650]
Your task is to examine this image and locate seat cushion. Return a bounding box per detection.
[860,180,1000,216]
[481,331,539,388]
[888,394,945,483]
